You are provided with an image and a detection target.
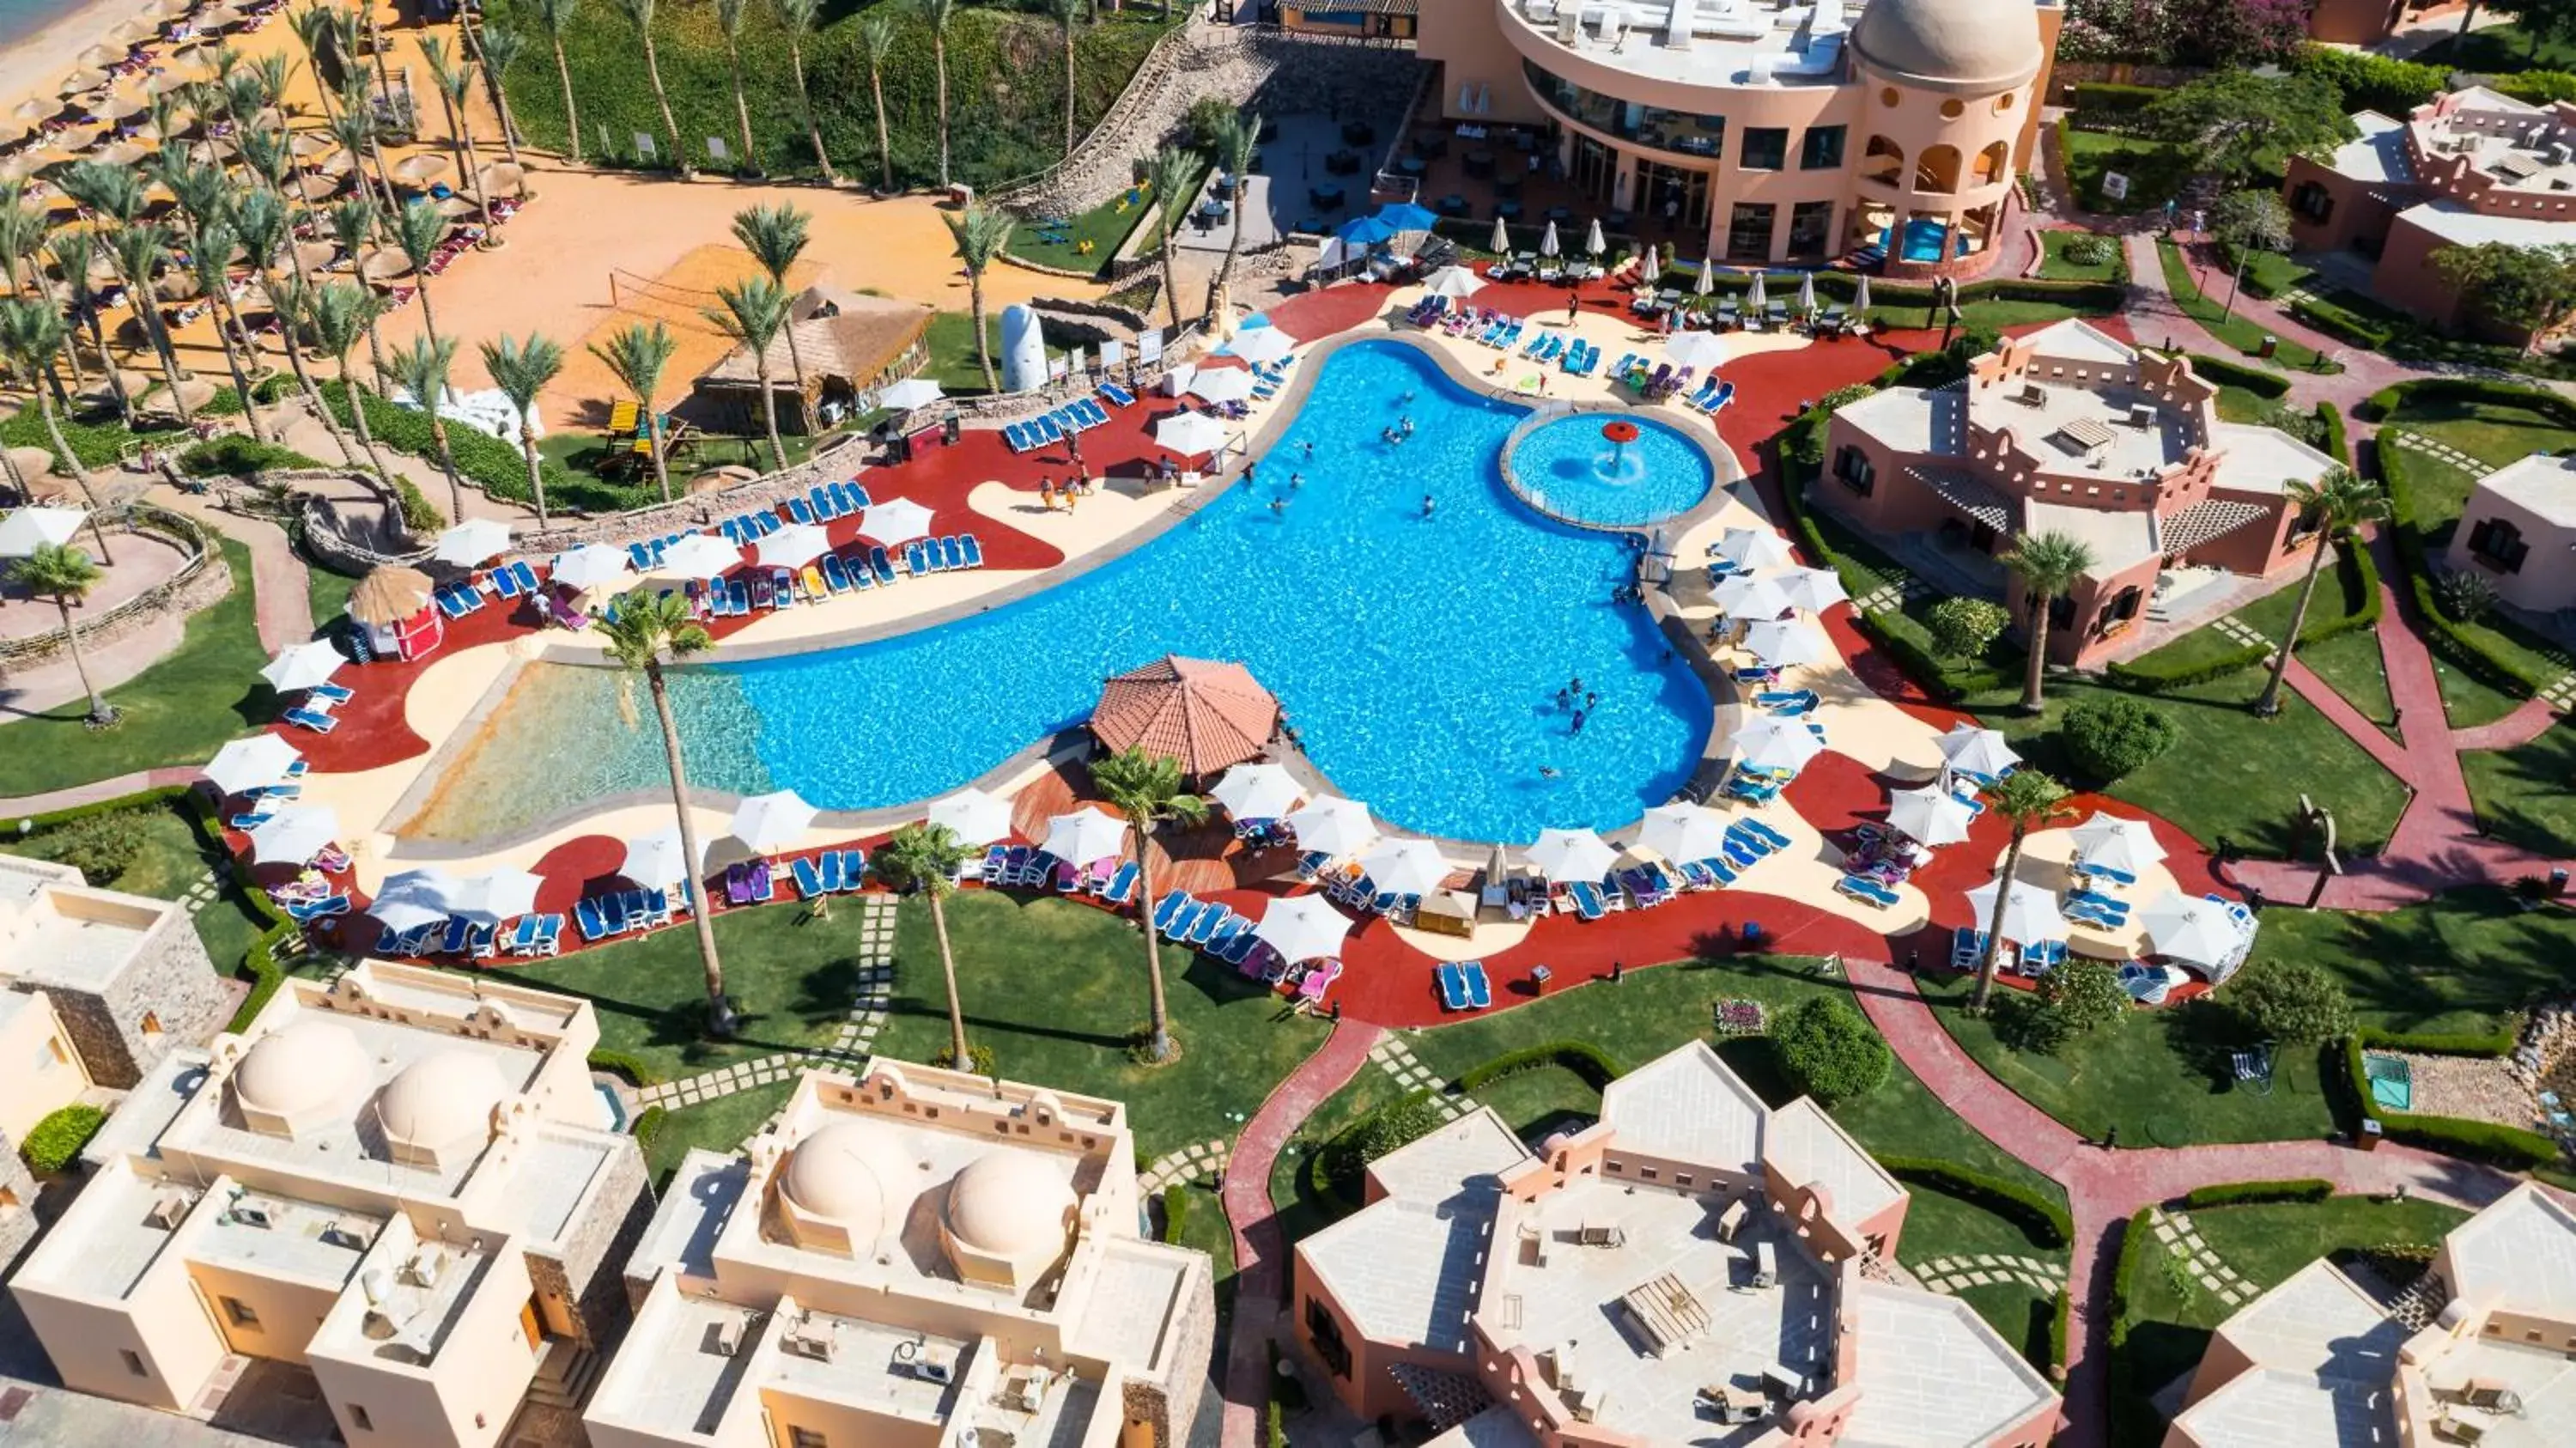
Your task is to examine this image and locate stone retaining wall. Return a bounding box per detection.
[0,504,230,673]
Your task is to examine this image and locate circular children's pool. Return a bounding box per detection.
[1506,411,1715,527]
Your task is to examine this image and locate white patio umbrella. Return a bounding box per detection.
[1937,722,2021,780]
[755,522,834,569]
[1733,714,1824,773]
[1188,367,1257,405]
[1637,802,1728,863]
[730,790,817,855]
[1223,326,1295,367]
[1696,258,1716,299]
[875,378,945,411]
[0,505,86,557]
[1423,265,1484,301]
[2072,812,2167,875]
[1539,220,1560,258]
[621,829,693,888]
[202,734,303,796]
[1742,619,1828,668]
[1358,837,1449,897]
[928,788,1016,847]
[1747,272,1768,310]
[1154,411,1230,458]
[1043,807,1127,865]
[2140,892,2242,966]
[1886,785,1976,848]
[1490,216,1510,252]
[1638,244,1659,286]
[551,544,634,591]
[1212,762,1303,821]
[1255,893,1353,964]
[1286,796,1376,857]
[1665,330,1728,369]
[1777,565,1849,613]
[654,532,742,581]
[1795,271,1817,315]
[1716,526,1795,572]
[1527,827,1617,885]
[1584,217,1605,257]
[247,806,339,866]
[1711,573,1794,620]
[1851,274,1872,313]
[368,891,450,934]
[430,517,513,566]
[260,639,345,693]
[443,867,544,924]
[860,496,936,546]
[1967,876,2071,946]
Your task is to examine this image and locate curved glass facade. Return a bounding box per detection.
[1522,59,1726,162]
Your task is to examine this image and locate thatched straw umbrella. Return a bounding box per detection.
[349,565,434,629]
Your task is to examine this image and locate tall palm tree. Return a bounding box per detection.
[1969,770,2074,1013]
[184,219,276,444]
[106,224,194,422]
[289,2,343,103]
[856,9,897,193]
[588,321,679,502]
[533,0,584,164]
[730,203,811,407]
[704,276,790,470]
[47,232,113,409]
[476,27,529,171]
[326,92,395,218]
[2254,467,2390,717]
[775,0,835,184]
[944,204,1011,392]
[0,298,116,563]
[713,0,758,173]
[388,333,465,523]
[1205,111,1259,320]
[264,271,361,469]
[614,0,689,175]
[1090,747,1206,1062]
[392,198,450,348]
[920,0,958,190]
[872,822,978,1068]
[310,279,392,478]
[0,189,44,297]
[597,589,735,1036]
[419,36,494,235]
[9,544,114,724]
[2002,530,2096,715]
[479,332,565,528]
[326,198,390,386]
[233,190,345,462]
[1048,0,1081,155]
[1145,144,1198,332]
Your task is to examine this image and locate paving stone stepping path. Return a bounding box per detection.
[2147,1207,2256,1308]
[1370,1034,1471,1122]
[1140,1139,1234,1193]
[1908,1253,2066,1297]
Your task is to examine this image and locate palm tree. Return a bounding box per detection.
[1144,144,1198,332]
[856,9,897,193]
[872,822,979,1068]
[480,332,565,528]
[106,224,194,422]
[326,198,390,386]
[2253,467,2390,717]
[392,198,450,347]
[0,189,43,297]
[233,190,344,461]
[288,3,342,103]
[1205,110,1259,320]
[419,36,494,235]
[264,271,360,469]
[588,321,679,502]
[714,0,758,173]
[731,203,811,407]
[0,298,116,563]
[597,588,735,1036]
[326,94,395,218]
[1969,770,2074,1013]
[310,279,392,478]
[1048,0,1081,155]
[9,544,115,724]
[47,232,115,410]
[533,0,584,164]
[1088,746,1207,1062]
[2001,530,2096,714]
[704,276,791,471]
[476,27,529,171]
[920,0,958,190]
[944,205,1011,392]
[775,0,836,183]
[614,0,689,175]
[184,219,275,444]
[388,333,465,523]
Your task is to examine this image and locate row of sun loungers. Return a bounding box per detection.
[980,845,1141,903]
[1519,332,1568,365]
[1560,339,1602,375]
[1437,958,1493,1011]
[580,885,690,940]
[1319,868,1418,923]
[791,850,872,899]
[1003,398,1115,453]
[715,508,785,547]
[2066,889,2130,930]
[696,538,987,618]
[1682,380,1736,414]
[1541,819,1790,922]
[1152,891,1265,965]
[784,480,873,528]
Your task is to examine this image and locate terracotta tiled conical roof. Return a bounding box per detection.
[1090,655,1279,777]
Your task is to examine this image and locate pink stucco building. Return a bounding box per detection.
[2446,450,2576,615]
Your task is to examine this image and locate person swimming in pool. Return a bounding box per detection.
[1382,425,1400,445]
[1422,493,1437,518]
[1540,766,1561,779]
[1400,415,1415,439]
[1289,472,1304,488]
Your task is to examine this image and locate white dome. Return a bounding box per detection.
[1849,0,2042,96]
[377,1050,511,1152]
[781,1121,908,1239]
[234,1020,368,1117]
[944,1153,1077,1258]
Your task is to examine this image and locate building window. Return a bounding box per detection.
[1940,99,1964,119]
[1880,87,1900,107]
[349,1405,374,1433]
[1860,135,1904,186]
[1916,144,1964,193]
[1832,446,1875,496]
[1789,201,1835,259]
[2291,181,2335,222]
[120,1350,146,1378]
[1740,127,1788,171]
[222,1297,261,1330]
[1996,92,2016,113]
[1973,141,2011,186]
[1801,126,1845,170]
[1306,1297,1353,1378]
[1727,203,1776,261]
[789,1430,828,1448]
[2468,517,2530,573]
[2049,594,2078,630]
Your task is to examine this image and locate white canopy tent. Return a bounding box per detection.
[430,518,513,567]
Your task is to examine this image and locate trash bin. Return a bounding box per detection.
[2359,1118,2384,1151]
[2259,333,2278,358]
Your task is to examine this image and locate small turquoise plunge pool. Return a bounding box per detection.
[410,341,1716,845]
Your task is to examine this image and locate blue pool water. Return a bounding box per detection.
[411,342,1712,844]
[1509,412,1713,527]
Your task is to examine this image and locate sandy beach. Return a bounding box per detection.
[0,0,151,119]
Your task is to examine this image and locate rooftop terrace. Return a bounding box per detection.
[1504,0,1858,88]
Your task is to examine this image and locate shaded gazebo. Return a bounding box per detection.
[348,564,442,662]
[1090,655,1279,780]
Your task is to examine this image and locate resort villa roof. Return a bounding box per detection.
[1090,654,1280,776]
[2475,451,2576,528]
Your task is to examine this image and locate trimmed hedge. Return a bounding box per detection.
[2289,292,2397,350]
[1455,1040,1622,1092]
[179,436,328,477]
[20,1104,109,1175]
[2106,542,2381,692]
[2187,351,2293,399]
[2067,81,2161,124]
[1306,1088,1447,1217]
[2490,69,2576,106]
[2181,1178,2334,1208]
[0,783,191,836]
[1160,1182,1189,1244]
[1878,1157,2074,1247]
[2288,46,2446,118]
[587,1049,665,1087]
[2318,400,2350,467]
[2342,1037,2563,1169]
[2355,1025,2519,1058]
[633,1104,668,1157]
[2050,1288,2072,1373]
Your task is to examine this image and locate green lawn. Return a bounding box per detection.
[2155,240,2336,373]
[2224,246,2315,303]
[2386,399,2576,526]
[0,536,276,799]
[1899,1185,2069,1371]
[2060,127,2187,215]
[868,891,1328,1161]
[2463,727,2576,861]
[2038,230,2124,283]
[642,1080,793,1184]
[306,564,360,640]
[922,312,1007,397]
[1166,1176,1241,1338]
[2118,553,2381,721]
[2297,626,2397,736]
[1009,159,1208,277]
[2420,26,2576,70]
[2439,656,2535,731]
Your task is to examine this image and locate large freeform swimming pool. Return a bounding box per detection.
[408,341,1716,845]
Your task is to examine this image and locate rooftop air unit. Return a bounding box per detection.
[711,1315,746,1358]
[146,1193,192,1229]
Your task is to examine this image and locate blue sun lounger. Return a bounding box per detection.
[960,534,984,569]
[869,546,897,584]
[1151,891,1189,931]
[2022,940,2068,974]
[1463,960,1492,1008]
[575,897,612,940]
[787,496,817,526]
[1836,874,1900,907]
[1219,929,1260,965]
[1437,960,1469,1010]
[819,852,847,893]
[1566,880,1607,921]
[1100,380,1136,407]
[791,856,827,899]
[839,849,866,888]
[1745,819,1793,851]
[939,537,963,571]
[1099,861,1140,905]
[1164,901,1206,941]
[283,707,338,733]
[1206,918,1242,956]
[1187,906,1227,946]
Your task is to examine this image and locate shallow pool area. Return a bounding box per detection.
[1507,411,1714,526]
[406,341,1715,845]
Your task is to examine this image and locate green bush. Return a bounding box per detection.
[2289,293,2397,350]
[2061,695,2179,783]
[2226,958,2355,1043]
[2108,545,2379,691]
[2069,81,2162,125]
[179,435,327,477]
[2039,959,2130,1038]
[1160,1182,1189,1244]
[2181,1178,2334,1208]
[2318,401,2351,466]
[2185,352,2292,399]
[319,380,638,516]
[1456,1040,1623,1092]
[587,1049,665,1087]
[2493,70,2576,106]
[1771,996,1891,1105]
[42,806,153,885]
[1878,1157,2074,1246]
[1928,597,2011,660]
[20,1104,108,1175]
[393,478,445,534]
[2060,233,2117,269]
[1266,1401,1286,1448]
[2050,1288,2072,1372]
[1858,609,2013,701]
[1310,1089,1450,1212]
[2107,642,2272,692]
[2109,1205,2156,1324]
[932,1043,998,1077]
[2288,46,2446,117]
[633,1104,668,1157]
[2367,392,2556,699]
[0,783,189,837]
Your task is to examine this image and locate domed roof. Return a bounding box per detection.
[377,1050,511,1151]
[234,1019,368,1117]
[1849,0,2042,96]
[781,1121,908,1238]
[945,1153,1077,1258]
